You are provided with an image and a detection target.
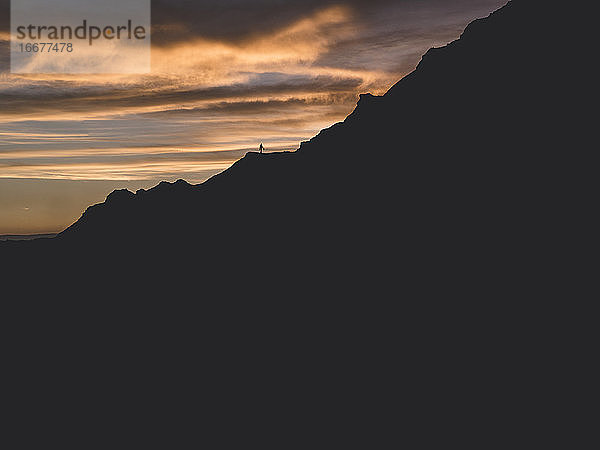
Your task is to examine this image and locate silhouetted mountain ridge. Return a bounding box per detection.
[2,3,580,439]
[4,1,571,289]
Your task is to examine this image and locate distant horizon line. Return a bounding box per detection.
[0,233,58,240]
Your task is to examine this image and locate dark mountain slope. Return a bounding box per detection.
[4,1,572,289]
[1,2,580,442]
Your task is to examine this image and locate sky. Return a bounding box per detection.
[0,0,507,234]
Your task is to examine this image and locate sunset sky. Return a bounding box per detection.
[0,0,506,234]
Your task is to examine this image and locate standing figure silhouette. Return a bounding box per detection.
[259,143,264,154]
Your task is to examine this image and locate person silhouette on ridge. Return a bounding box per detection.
[259,143,264,154]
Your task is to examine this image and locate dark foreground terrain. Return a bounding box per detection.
[1,2,580,445]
